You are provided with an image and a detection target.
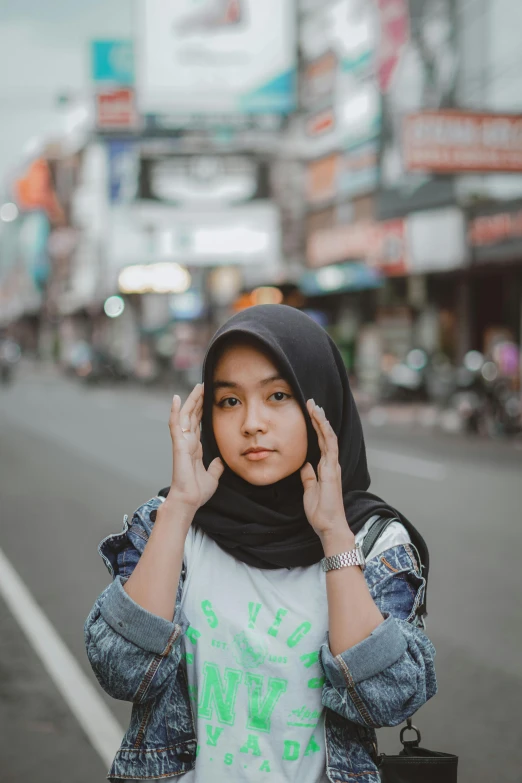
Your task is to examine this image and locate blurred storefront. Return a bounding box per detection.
[467,202,522,370]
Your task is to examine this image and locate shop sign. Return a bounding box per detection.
[368,219,408,276]
[305,154,339,206]
[307,218,407,274]
[139,155,263,206]
[136,0,296,116]
[95,88,139,130]
[468,204,522,263]
[404,111,522,173]
[469,208,522,246]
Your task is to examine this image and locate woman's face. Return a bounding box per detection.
[212,342,308,486]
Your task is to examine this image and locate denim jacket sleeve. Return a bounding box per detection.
[84,498,189,704]
[320,541,437,729]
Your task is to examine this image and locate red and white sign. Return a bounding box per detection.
[307,218,407,274]
[404,111,522,173]
[95,88,138,130]
[377,0,409,94]
[468,209,522,247]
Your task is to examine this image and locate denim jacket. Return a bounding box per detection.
[85,497,437,782]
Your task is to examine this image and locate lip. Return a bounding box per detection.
[242,448,275,461]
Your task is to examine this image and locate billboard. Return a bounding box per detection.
[136,0,296,115]
[299,0,380,158]
[376,0,459,218]
[403,111,522,173]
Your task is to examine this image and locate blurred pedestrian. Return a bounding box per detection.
[85,305,437,782]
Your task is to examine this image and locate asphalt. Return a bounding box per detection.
[0,367,521,783]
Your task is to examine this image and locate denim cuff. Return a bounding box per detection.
[321,613,407,687]
[100,576,189,655]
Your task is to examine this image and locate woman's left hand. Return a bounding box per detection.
[301,399,354,542]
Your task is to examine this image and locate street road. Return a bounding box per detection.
[0,366,521,783]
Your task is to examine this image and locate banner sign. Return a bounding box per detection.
[307,218,407,275]
[137,0,296,115]
[404,111,522,173]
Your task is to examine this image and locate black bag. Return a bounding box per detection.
[377,719,458,782]
[362,518,459,782]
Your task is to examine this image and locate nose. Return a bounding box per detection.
[241,400,269,436]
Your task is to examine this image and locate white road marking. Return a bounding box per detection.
[0,546,124,768]
[367,448,447,481]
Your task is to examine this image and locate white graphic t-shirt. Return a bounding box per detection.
[173,518,410,782]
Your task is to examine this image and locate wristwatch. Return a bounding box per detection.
[321,543,366,572]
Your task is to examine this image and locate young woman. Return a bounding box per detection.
[85,305,437,782]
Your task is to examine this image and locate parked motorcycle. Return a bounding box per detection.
[440,351,522,437]
[379,349,430,403]
[74,348,129,385]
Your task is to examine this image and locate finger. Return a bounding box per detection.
[307,401,327,454]
[180,383,203,431]
[300,462,317,491]
[190,388,204,431]
[310,403,338,460]
[169,395,184,443]
[207,457,225,482]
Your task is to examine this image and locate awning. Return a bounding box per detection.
[299,262,382,297]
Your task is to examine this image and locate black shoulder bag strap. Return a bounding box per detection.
[361,517,398,561]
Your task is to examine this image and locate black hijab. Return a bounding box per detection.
[162,305,412,570]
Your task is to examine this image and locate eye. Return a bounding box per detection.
[269,391,291,402]
[217,397,241,408]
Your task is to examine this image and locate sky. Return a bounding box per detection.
[0,0,133,185]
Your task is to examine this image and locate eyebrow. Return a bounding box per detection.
[213,374,287,391]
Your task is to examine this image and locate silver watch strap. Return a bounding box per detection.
[321,543,366,572]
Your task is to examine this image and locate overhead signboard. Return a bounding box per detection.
[404,111,522,173]
[136,0,296,116]
[91,40,135,84]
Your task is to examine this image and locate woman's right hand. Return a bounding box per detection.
[161,383,224,522]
